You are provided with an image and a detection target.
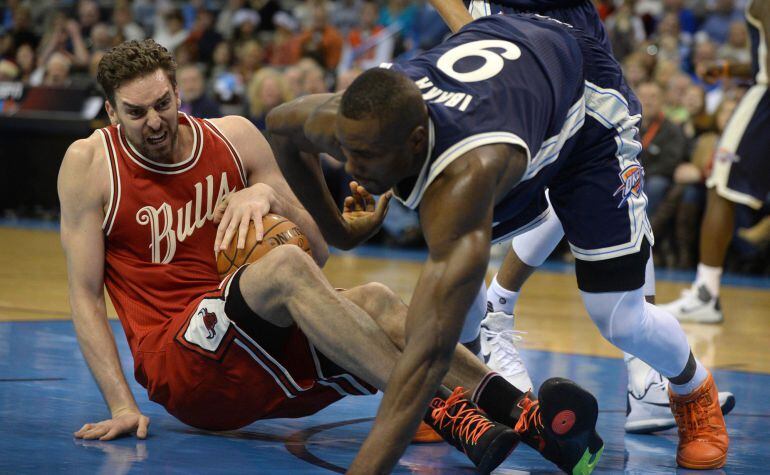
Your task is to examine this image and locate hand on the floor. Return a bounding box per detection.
[74,410,150,441]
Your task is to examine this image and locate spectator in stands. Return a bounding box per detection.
[41,51,72,87]
[37,14,89,69]
[14,43,35,84]
[665,72,693,124]
[77,0,101,40]
[335,66,362,91]
[662,0,697,36]
[0,58,19,81]
[185,9,223,64]
[637,81,689,217]
[333,0,363,34]
[717,20,751,64]
[681,83,713,139]
[112,4,145,42]
[252,0,283,32]
[9,4,39,50]
[90,23,114,52]
[153,9,188,53]
[402,0,448,57]
[343,0,392,70]
[209,40,234,83]
[232,8,260,44]
[299,58,328,94]
[699,0,743,44]
[178,64,222,119]
[235,39,264,88]
[606,1,646,62]
[665,97,738,268]
[283,64,305,97]
[267,11,300,66]
[294,3,343,70]
[216,0,248,40]
[623,52,651,89]
[247,67,292,128]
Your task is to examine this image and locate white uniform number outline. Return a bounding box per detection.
[436,40,521,83]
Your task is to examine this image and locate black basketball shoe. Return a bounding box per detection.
[513,378,604,475]
[425,387,520,474]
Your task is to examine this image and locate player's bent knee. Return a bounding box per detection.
[582,287,647,351]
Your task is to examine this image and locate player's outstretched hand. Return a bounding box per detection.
[213,183,275,252]
[342,181,392,245]
[74,410,150,441]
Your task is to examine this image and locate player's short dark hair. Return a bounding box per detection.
[340,68,425,142]
[97,39,177,106]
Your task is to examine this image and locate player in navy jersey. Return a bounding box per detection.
[267,13,729,472]
[662,0,770,324]
[427,0,736,436]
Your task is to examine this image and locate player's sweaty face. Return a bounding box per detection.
[113,69,180,162]
[336,115,407,194]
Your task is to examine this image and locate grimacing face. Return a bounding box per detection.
[336,114,413,195]
[106,69,181,162]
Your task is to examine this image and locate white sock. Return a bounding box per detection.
[695,263,722,297]
[486,275,519,314]
[669,357,709,395]
[460,283,487,344]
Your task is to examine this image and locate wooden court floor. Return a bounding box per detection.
[1,226,769,374]
[2,225,770,474]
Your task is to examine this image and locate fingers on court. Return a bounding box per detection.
[137,416,150,439]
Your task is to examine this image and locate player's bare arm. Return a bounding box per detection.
[349,144,527,474]
[58,136,149,441]
[208,115,329,265]
[266,94,390,249]
[427,0,475,32]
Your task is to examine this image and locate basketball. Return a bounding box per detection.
[216,213,312,278]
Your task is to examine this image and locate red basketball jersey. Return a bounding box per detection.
[98,113,247,354]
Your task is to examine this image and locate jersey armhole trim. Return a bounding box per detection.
[409,132,531,210]
[99,129,121,236]
[203,119,248,188]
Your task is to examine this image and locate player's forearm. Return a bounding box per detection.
[71,300,139,416]
[267,133,356,249]
[351,251,488,473]
[428,0,474,32]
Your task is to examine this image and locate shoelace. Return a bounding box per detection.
[513,395,543,434]
[430,387,494,446]
[673,391,720,441]
[485,329,528,375]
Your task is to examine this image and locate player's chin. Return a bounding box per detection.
[355,178,388,195]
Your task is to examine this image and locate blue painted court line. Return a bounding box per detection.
[0,319,767,474]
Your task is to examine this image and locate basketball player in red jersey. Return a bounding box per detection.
[59,39,600,474]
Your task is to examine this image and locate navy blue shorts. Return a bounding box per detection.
[707,84,770,209]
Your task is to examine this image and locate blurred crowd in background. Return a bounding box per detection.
[1,0,769,273]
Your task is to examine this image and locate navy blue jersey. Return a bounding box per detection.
[746,0,768,85]
[464,0,611,52]
[391,14,586,210]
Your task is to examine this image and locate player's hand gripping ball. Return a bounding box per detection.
[216,213,312,278]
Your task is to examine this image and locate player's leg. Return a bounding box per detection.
[236,246,522,472]
[663,84,770,323]
[550,138,728,469]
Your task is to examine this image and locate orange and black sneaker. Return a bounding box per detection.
[514,378,604,475]
[424,387,520,474]
[669,371,729,469]
[412,421,443,443]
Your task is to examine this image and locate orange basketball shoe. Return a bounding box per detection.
[412,421,443,443]
[669,372,729,469]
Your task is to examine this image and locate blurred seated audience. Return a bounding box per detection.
[178,64,222,119]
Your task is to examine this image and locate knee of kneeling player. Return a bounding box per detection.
[583,288,647,351]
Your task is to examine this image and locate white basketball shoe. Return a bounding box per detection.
[480,310,534,392]
[625,356,735,434]
[660,284,724,323]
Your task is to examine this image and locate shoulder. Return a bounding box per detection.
[58,131,110,202]
[207,115,263,145]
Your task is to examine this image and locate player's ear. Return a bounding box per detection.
[105,100,118,125]
[408,125,427,154]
